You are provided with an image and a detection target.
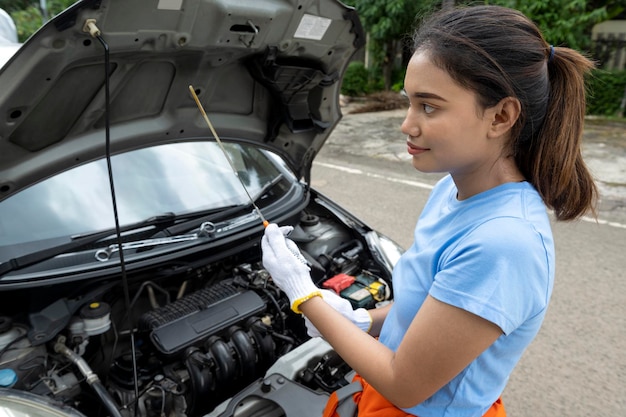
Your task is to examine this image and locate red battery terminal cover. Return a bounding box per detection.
[322,273,355,294]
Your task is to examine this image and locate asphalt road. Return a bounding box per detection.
[310,109,626,417]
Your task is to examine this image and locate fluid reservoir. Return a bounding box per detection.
[295,214,350,259]
[79,302,111,336]
[0,368,17,388]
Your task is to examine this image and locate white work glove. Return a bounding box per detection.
[261,223,321,313]
[305,289,373,337]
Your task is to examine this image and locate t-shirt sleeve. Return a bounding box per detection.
[428,217,551,335]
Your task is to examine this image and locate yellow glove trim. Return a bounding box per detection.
[365,310,373,334]
[291,291,322,314]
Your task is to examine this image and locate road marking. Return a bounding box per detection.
[314,161,435,190]
[315,161,626,230]
[581,216,626,229]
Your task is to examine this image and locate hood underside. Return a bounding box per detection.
[0,0,364,202]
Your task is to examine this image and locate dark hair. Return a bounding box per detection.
[412,5,597,221]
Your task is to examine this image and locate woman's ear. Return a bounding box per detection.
[487,97,521,138]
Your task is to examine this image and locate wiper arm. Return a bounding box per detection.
[0,213,179,277]
[95,221,216,262]
[151,179,283,239]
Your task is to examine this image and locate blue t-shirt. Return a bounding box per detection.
[378,175,554,417]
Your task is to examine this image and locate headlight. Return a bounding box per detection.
[364,231,404,273]
[0,389,86,417]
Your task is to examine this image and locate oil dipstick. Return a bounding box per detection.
[188,85,269,228]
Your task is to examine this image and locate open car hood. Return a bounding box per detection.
[0,0,364,202]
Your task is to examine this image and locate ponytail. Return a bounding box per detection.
[520,47,598,221]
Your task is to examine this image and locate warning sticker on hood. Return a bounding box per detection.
[294,14,332,40]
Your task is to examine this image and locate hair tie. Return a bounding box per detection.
[548,45,555,63]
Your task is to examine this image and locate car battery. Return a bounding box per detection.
[323,272,387,309]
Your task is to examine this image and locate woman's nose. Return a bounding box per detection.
[401,109,420,137]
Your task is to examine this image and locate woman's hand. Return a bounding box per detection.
[261,223,321,313]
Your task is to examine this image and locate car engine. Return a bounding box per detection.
[0,210,394,417]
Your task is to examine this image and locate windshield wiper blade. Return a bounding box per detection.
[70,212,177,240]
[0,213,179,277]
[252,174,285,202]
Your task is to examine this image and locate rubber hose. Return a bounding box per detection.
[54,342,123,417]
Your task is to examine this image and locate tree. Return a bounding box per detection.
[346,0,620,94]
[475,0,618,51]
[0,1,33,13]
[0,0,75,42]
[346,0,438,91]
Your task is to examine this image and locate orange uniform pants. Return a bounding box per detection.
[322,374,506,417]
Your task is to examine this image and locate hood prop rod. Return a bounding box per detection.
[85,19,141,414]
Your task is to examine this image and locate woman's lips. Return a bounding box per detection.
[407,141,429,155]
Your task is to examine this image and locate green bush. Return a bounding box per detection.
[391,67,406,92]
[341,61,401,96]
[587,69,626,117]
[11,6,44,42]
[5,0,77,42]
[341,61,407,96]
[341,61,370,96]
[365,66,385,93]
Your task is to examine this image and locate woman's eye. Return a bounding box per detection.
[422,103,435,114]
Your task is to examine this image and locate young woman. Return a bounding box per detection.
[262,5,597,417]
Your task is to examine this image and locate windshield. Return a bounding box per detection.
[0,142,294,252]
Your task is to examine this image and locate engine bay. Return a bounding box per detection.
[0,204,395,417]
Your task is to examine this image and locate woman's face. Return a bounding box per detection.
[401,51,504,180]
